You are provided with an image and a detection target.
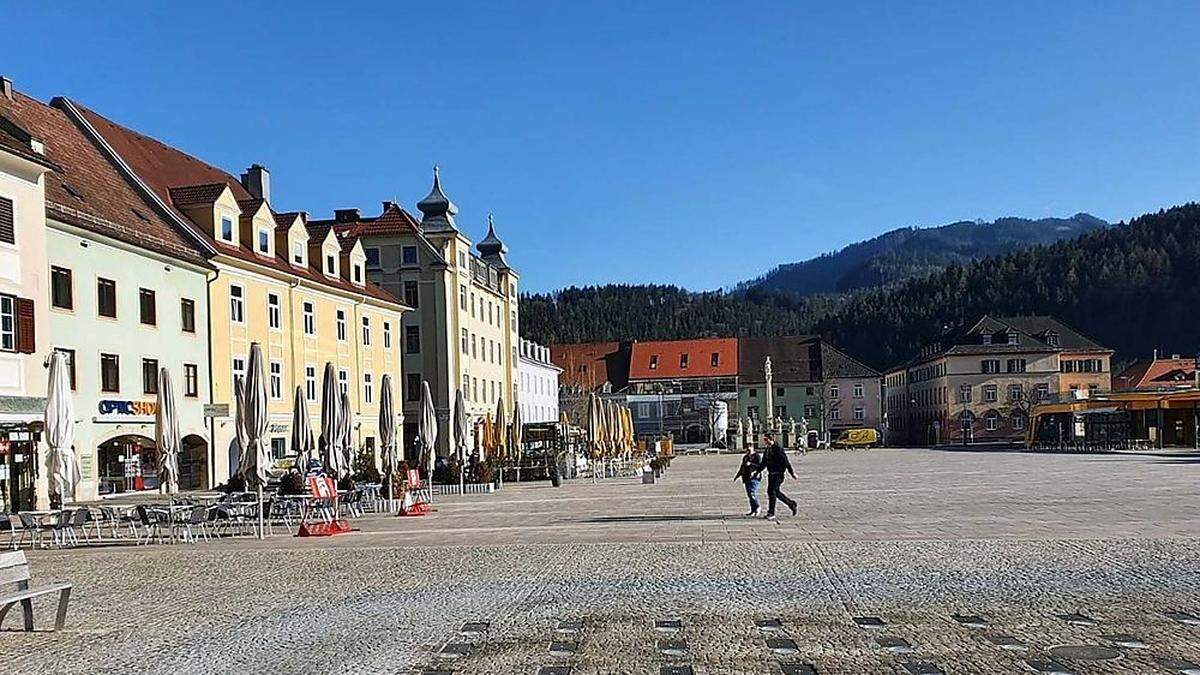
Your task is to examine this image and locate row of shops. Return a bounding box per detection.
[1028,390,1200,450]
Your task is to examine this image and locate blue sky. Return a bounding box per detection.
[7,2,1200,292]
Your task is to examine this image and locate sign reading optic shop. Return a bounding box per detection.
[95,399,158,423]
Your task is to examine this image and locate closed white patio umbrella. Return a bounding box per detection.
[418,380,437,502]
[44,351,77,507]
[241,343,270,539]
[453,388,468,495]
[290,385,315,476]
[379,374,398,504]
[155,367,181,495]
[233,380,249,482]
[319,363,344,479]
[339,390,354,478]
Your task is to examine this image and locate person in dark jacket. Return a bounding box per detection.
[761,432,797,520]
[733,446,764,516]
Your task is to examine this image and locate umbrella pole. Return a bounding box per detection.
[257,484,265,540]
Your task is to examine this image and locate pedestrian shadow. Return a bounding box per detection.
[580,515,730,523]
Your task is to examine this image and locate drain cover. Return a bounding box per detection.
[952,613,987,628]
[901,663,943,675]
[780,665,818,675]
[853,616,886,629]
[1025,660,1075,675]
[548,641,577,657]
[1101,633,1147,649]
[538,668,572,675]
[766,638,798,655]
[1166,611,1200,626]
[1057,613,1097,626]
[658,640,688,657]
[987,634,1027,651]
[660,667,693,675]
[877,636,913,654]
[459,621,489,636]
[655,619,683,632]
[757,618,784,631]
[1154,657,1200,674]
[436,643,471,659]
[1048,645,1122,662]
[556,619,584,634]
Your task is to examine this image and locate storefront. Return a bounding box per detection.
[0,422,43,513]
[87,398,211,497]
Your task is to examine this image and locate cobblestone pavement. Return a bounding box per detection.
[2,449,1199,674]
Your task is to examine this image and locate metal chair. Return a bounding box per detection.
[135,505,165,545]
[15,514,46,549]
[179,506,209,543]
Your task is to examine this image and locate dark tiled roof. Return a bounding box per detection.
[0,91,207,265]
[998,315,1108,352]
[738,336,821,384]
[169,182,229,206]
[818,342,880,379]
[551,342,631,392]
[68,99,403,308]
[893,314,1109,370]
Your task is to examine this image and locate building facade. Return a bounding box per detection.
[885,315,1112,446]
[518,338,561,424]
[625,338,738,443]
[316,171,519,459]
[62,98,407,489]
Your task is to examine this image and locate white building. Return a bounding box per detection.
[518,338,561,424]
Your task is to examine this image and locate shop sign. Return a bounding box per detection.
[267,423,289,434]
[98,399,158,416]
[204,403,230,418]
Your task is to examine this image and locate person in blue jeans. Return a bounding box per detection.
[733,446,764,516]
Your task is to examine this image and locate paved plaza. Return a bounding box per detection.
[2,448,1199,674]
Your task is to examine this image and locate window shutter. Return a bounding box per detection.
[16,297,34,353]
[0,196,13,244]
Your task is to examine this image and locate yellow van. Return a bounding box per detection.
[832,428,879,448]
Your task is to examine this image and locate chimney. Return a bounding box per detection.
[334,208,361,223]
[240,164,270,204]
[381,200,396,213]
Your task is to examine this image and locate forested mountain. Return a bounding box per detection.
[522,203,1200,370]
[738,213,1108,296]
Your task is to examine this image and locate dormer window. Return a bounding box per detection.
[325,254,335,276]
[981,333,992,346]
[220,215,234,243]
[353,264,363,284]
[1045,332,1059,347]
[292,241,305,266]
[257,228,270,255]
[1007,331,1018,346]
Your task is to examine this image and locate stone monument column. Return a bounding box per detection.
[763,356,774,435]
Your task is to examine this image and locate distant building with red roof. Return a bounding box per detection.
[1115,352,1198,391]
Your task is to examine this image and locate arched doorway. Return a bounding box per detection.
[179,434,209,491]
[97,434,157,495]
[683,424,704,444]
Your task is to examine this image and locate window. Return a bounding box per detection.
[257,228,269,254]
[854,406,865,421]
[229,285,245,323]
[749,388,757,398]
[981,333,992,346]
[232,357,246,387]
[269,361,282,399]
[511,311,517,332]
[97,278,117,318]
[220,216,234,242]
[1012,414,1025,431]
[1045,332,1059,347]
[363,372,373,404]
[981,359,1001,374]
[55,348,76,390]
[806,386,815,396]
[180,298,196,333]
[459,285,467,310]
[463,374,470,399]
[383,321,392,349]
[830,384,840,398]
[325,254,335,275]
[1006,358,1027,373]
[139,288,156,325]
[403,281,419,308]
[984,385,998,402]
[461,328,469,353]
[402,246,418,265]
[959,384,972,403]
[267,293,281,330]
[1036,383,1050,401]
[100,353,120,392]
[365,247,380,267]
[405,325,420,354]
[471,333,477,358]
[184,363,198,397]
[985,412,999,431]
[353,264,362,284]
[853,383,864,398]
[407,373,421,401]
[0,196,12,244]
[470,293,476,318]
[142,358,158,394]
[1008,384,1023,401]
[748,405,760,419]
[51,267,73,309]
[0,295,13,351]
[679,353,689,369]
[472,377,478,401]
[305,365,317,401]
[336,309,347,341]
[292,241,305,265]
[271,437,287,460]
[459,252,467,268]
[649,354,659,370]
[1006,331,1018,346]
[338,369,348,394]
[303,301,315,336]
[830,407,841,420]
[804,405,816,418]
[711,352,720,367]
[362,316,371,345]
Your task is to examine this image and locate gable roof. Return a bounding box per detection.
[738,336,821,383]
[1115,356,1197,391]
[893,314,1108,370]
[819,342,880,379]
[310,202,447,266]
[63,98,403,307]
[0,91,207,265]
[629,338,738,380]
[551,341,631,392]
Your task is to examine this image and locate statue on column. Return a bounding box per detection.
[799,416,809,450]
[763,356,774,434]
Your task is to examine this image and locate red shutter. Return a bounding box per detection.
[15,297,34,354]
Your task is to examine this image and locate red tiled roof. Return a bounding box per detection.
[1114,357,1197,391]
[629,338,739,380]
[551,342,631,392]
[68,99,403,308]
[308,202,424,237]
[169,182,229,207]
[0,91,207,265]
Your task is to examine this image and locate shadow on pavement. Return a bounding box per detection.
[581,514,730,523]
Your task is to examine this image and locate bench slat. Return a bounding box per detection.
[0,550,28,569]
[0,564,31,586]
[0,583,73,605]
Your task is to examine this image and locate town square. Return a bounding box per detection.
[3,3,1200,673]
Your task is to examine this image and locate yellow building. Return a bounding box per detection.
[66,102,408,487]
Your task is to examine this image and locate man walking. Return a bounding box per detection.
[733,445,764,517]
[761,432,797,520]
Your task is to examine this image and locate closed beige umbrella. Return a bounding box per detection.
[44,351,77,506]
[510,400,524,463]
[379,374,398,503]
[241,343,270,539]
[494,396,507,463]
[155,367,181,495]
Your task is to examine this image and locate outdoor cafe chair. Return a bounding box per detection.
[178,506,209,543]
[62,507,91,547]
[135,505,166,546]
[1,515,21,550]
[47,509,78,548]
[15,514,47,549]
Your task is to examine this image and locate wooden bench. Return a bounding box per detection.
[0,550,72,631]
